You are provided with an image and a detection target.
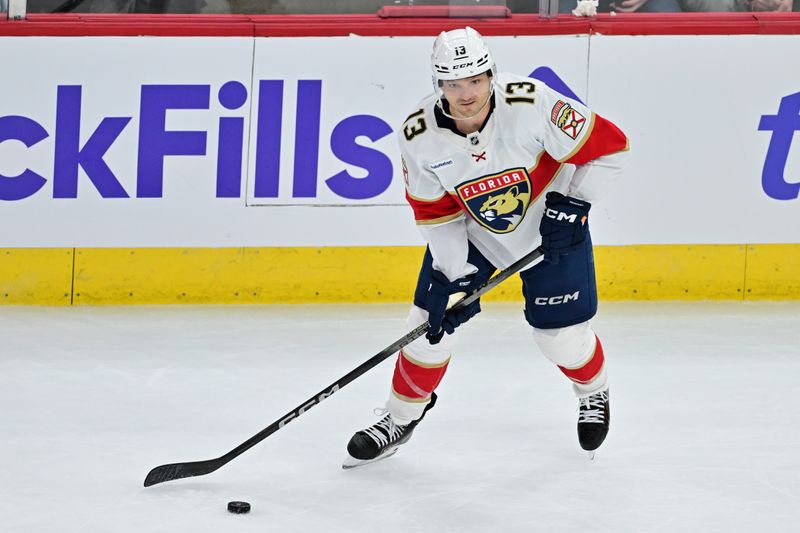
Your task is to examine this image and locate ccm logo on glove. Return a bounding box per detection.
[544,208,584,224]
[539,191,592,265]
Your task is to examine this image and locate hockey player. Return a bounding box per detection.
[343,27,629,468]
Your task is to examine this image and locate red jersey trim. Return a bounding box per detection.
[561,114,629,166]
[406,190,463,225]
[528,151,565,202]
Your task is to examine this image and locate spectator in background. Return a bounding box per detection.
[680,0,736,10]
[681,0,793,9]
[228,0,285,13]
[25,0,213,13]
[598,0,682,11]
[736,0,793,10]
[531,0,681,14]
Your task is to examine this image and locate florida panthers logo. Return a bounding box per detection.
[456,168,532,233]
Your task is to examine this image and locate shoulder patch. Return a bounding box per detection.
[551,100,586,140]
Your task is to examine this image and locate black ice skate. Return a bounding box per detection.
[578,389,610,459]
[342,393,437,469]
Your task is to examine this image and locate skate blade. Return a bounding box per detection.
[587,450,596,460]
[341,447,399,470]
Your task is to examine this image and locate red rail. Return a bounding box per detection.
[0,12,798,37]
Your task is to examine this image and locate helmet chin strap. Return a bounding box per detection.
[436,82,495,121]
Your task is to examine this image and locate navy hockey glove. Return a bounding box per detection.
[425,270,481,345]
[539,191,591,265]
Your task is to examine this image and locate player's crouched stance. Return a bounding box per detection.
[344,27,626,469]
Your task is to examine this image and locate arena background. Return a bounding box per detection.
[1,12,798,305]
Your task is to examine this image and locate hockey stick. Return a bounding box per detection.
[143,245,544,487]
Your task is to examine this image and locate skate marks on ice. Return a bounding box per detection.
[0,303,799,532]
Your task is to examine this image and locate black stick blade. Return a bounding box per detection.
[144,458,223,487]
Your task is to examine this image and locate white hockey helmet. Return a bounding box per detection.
[430,27,495,84]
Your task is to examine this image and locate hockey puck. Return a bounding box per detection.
[227,501,251,514]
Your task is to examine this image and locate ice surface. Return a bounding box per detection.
[1,301,798,532]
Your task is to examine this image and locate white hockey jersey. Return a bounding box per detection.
[399,72,629,280]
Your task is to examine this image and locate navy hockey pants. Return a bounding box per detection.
[412,226,598,330]
[520,226,598,329]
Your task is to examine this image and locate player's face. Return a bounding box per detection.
[441,73,492,118]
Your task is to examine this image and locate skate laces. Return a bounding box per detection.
[578,391,608,424]
[363,412,405,447]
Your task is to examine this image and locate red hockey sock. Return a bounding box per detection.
[391,350,450,401]
[558,335,605,385]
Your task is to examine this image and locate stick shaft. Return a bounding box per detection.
[144,246,543,487]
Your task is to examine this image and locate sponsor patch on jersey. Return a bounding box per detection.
[551,100,586,140]
[455,167,532,234]
[429,158,455,170]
